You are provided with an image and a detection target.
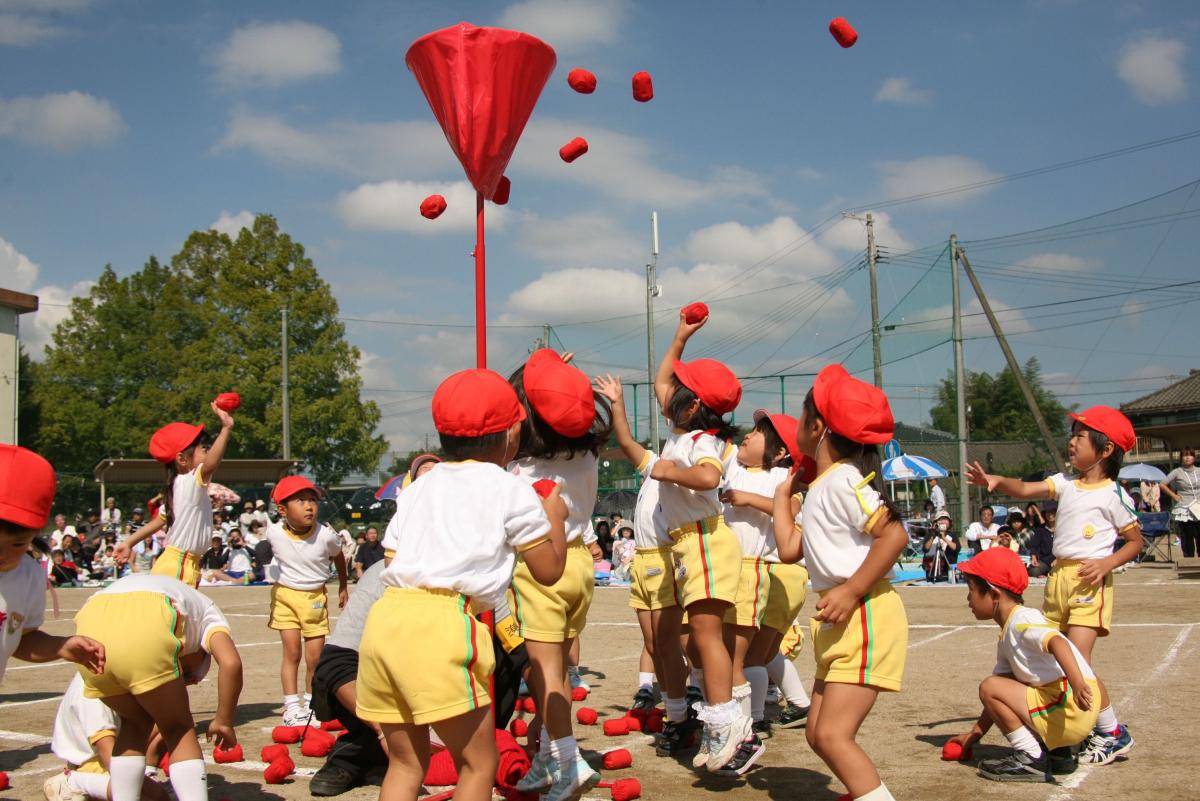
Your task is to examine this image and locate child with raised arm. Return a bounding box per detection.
[793,365,909,801]
[950,547,1099,782]
[596,307,748,773]
[966,405,1143,767]
[355,368,568,801]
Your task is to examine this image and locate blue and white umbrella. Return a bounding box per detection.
[882,454,949,481]
[1118,463,1167,483]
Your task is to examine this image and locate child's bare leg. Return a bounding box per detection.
[805,681,880,798]
[636,609,656,672]
[379,722,430,801]
[432,707,498,801]
[303,635,324,696]
[525,639,572,741]
[978,675,1035,734]
[652,607,687,700]
[687,600,733,704]
[135,680,205,801]
[279,628,301,697]
[1065,625,1111,710]
[101,694,155,801]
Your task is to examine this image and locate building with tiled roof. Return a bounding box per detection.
[1122,370,1200,461]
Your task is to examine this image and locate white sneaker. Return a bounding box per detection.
[282,705,310,727]
[43,773,87,801]
[516,752,558,792]
[765,685,782,705]
[691,726,712,769]
[567,667,590,692]
[706,715,752,773]
[546,755,600,801]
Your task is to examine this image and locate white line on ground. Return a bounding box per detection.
[0,695,61,708]
[0,728,51,744]
[908,626,967,648]
[5,641,281,674]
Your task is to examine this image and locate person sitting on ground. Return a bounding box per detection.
[995,527,1020,553]
[1007,512,1030,553]
[199,535,228,576]
[965,505,1000,552]
[207,531,255,584]
[353,525,385,579]
[1027,505,1056,578]
[50,549,81,587]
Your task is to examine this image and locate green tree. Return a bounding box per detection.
[930,357,1069,447]
[16,345,40,450]
[30,215,386,483]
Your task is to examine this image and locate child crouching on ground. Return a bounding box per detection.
[950,547,1099,783]
[355,368,568,801]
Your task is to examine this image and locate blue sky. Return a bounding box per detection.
[4,0,1199,456]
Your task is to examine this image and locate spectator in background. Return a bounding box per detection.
[1024,502,1045,529]
[251,520,273,580]
[1161,448,1200,558]
[922,499,936,520]
[239,500,255,535]
[929,477,946,513]
[353,526,385,578]
[1028,504,1056,578]
[611,521,635,582]
[208,531,254,584]
[49,549,80,587]
[79,509,103,561]
[1140,478,1161,512]
[965,505,1000,552]
[200,535,229,574]
[122,507,146,541]
[252,499,271,528]
[99,497,121,529]
[594,519,613,560]
[49,514,76,550]
[1006,511,1030,553]
[994,527,1019,553]
[213,510,234,540]
[921,510,959,582]
[62,533,90,572]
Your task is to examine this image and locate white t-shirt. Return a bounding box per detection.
[0,555,46,683]
[265,522,341,590]
[656,427,727,530]
[511,453,598,545]
[226,546,253,574]
[800,461,891,592]
[721,453,789,558]
[930,484,946,511]
[632,475,669,548]
[965,521,1000,551]
[93,574,231,657]
[100,507,121,527]
[52,673,117,767]
[165,467,213,556]
[993,605,1096,686]
[381,461,551,611]
[1044,474,1139,561]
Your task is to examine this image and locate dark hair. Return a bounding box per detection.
[754,417,790,470]
[1074,424,1123,480]
[666,377,737,441]
[802,390,900,526]
[439,430,509,462]
[964,572,1024,605]
[980,504,994,514]
[1183,447,1195,458]
[161,429,211,528]
[595,520,611,536]
[508,364,614,459]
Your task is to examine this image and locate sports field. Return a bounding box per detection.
[2,564,1196,800]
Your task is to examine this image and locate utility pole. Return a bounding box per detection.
[867,213,882,388]
[956,247,1067,473]
[541,323,551,351]
[646,212,662,450]
[950,235,968,523]
[281,307,291,460]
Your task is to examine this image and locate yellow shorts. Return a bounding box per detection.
[356,587,494,725]
[73,757,108,775]
[269,585,330,638]
[150,546,201,588]
[1044,561,1114,636]
[629,546,676,611]
[724,558,771,627]
[762,562,809,634]
[779,623,805,658]
[75,591,185,699]
[811,579,907,692]
[669,515,740,608]
[1028,677,1101,749]
[509,540,594,642]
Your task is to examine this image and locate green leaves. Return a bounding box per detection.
[931,357,1069,445]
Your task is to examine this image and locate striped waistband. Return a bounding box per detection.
[382,585,478,614]
[669,514,723,540]
[634,545,673,555]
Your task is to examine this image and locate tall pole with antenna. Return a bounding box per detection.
[866,213,883,388]
[646,212,662,450]
[950,235,967,523]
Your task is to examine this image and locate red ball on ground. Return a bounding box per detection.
[263,759,292,785]
[522,697,538,713]
[570,686,588,701]
[602,718,629,736]
[320,719,345,732]
[301,734,334,757]
[260,744,289,762]
[682,302,709,324]
[576,707,599,725]
[646,714,664,734]
[420,194,448,220]
[559,137,589,163]
[271,725,302,744]
[602,749,633,770]
[611,778,642,801]
[941,740,972,761]
[632,71,654,102]
[0,772,9,791]
[213,744,243,763]
[568,68,597,94]
[829,17,858,48]
[215,392,240,412]
[623,715,642,732]
[628,707,649,723]
[510,718,529,737]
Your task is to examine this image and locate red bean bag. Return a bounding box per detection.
[420,194,448,220]
[632,72,654,102]
[568,68,597,94]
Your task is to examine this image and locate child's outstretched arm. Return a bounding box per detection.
[113,513,166,564]
[15,631,105,673]
[772,478,804,563]
[595,374,650,467]
[949,708,995,752]
[815,515,908,625]
[206,632,243,749]
[1047,635,1094,711]
[201,401,235,481]
[654,309,707,409]
[965,461,1052,500]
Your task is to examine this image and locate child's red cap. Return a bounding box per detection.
[1069,406,1135,453]
[812,365,893,445]
[523,349,596,438]
[673,358,742,416]
[958,546,1029,596]
[433,368,526,437]
[149,422,205,465]
[272,475,323,504]
[0,445,56,529]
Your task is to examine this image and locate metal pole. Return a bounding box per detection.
[779,376,786,414]
[867,213,882,388]
[950,235,968,524]
[281,307,291,460]
[541,323,551,351]
[646,212,661,450]
[475,192,487,368]
[957,247,1067,473]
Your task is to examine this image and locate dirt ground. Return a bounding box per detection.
[2,563,1197,801]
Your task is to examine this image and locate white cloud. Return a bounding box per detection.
[898,297,1033,339]
[214,21,341,88]
[215,109,452,178]
[517,212,642,266]
[0,235,39,291]
[209,210,255,238]
[0,235,93,355]
[1016,252,1099,272]
[820,211,915,254]
[0,91,124,151]
[506,266,644,322]
[877,155,1001,207]
[684,217,838,275]
[1117,34,1187,105]
[0,1,90,47]
[335,180,511,234]
[874,77,934,106]
[497,0,626,49]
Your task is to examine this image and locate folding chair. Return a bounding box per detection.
[1138,512,1172,563]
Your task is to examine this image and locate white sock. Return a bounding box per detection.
[67,770,111,799]
[855,783,896,801]
[283,693,300,709]
[665,696,688,724]
[732,681,752,719]
[167,758,207,801]
[549,735,578,769]
[108,755,146,801]
[638,672,655,691]
[303,691,313,707]
[689,668,704,690]
[1095,705,1119,734]
[746,666,768,723]
[1005,726,1043,760]
[767,653,810,707]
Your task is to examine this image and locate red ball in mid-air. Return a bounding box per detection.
[421,194,448,220]
[829,17,858,48]
[632,71,654,102]
[559,137,589,163]
[568,68,597,94]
